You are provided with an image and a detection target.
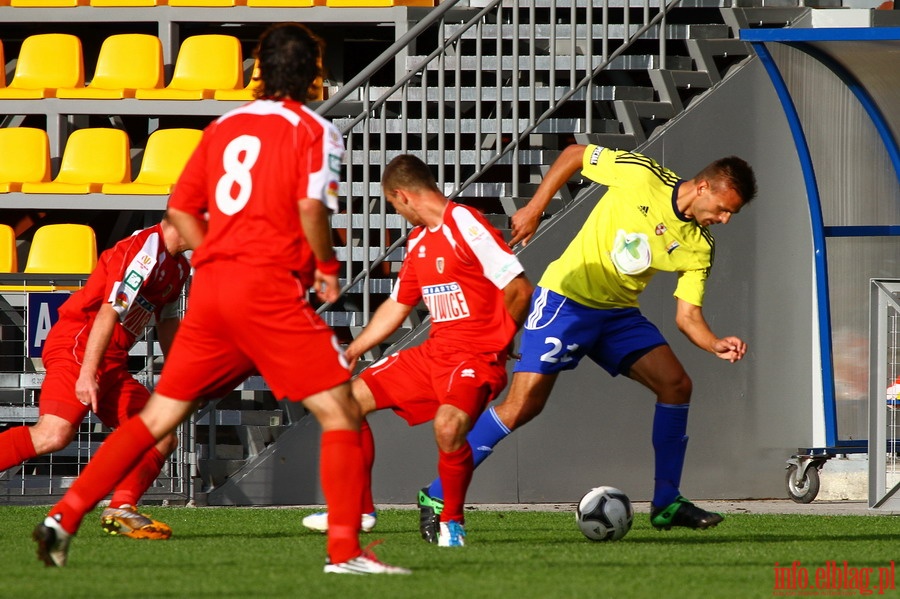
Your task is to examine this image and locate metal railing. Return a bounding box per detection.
[0,283,194,505]
[317,0,685,323]
[868,279,900,510]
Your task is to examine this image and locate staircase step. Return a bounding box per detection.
[338,278,396,294]
[347,149,556,166]
[444,22,730,43]
[337,117,622,136]
[334,246,406,262]
[331,213,407,228]
[195,410,283,427]
[320,312,374,327]
[385,85,654,103]
[410,54,693,72]
[573,132,639,151]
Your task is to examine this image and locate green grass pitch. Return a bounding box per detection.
[1,505,896,598]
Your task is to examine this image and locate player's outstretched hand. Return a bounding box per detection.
[509,204,544,248]
[712,336,747,363]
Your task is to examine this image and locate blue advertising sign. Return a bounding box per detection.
[27,292,70,358]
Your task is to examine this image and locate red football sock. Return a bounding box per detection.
[438,444,473,524]
[359,419,375,514]
[320,429,363,564]
[0,425,37,470]
[49,417,156,534]
[110,446,167,509]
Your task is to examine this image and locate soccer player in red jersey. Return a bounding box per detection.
[301,154,533,547]
[0,218,189,539]
[32,23,409,575]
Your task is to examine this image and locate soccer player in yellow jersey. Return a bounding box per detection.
[416,144,757,539]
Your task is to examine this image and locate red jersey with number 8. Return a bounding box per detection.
[169,99,344,286]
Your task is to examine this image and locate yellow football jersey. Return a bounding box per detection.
[538,146,714,309]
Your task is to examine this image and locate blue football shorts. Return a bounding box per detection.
[513,286,668,377]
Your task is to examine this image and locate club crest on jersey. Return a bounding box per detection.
[422,282,470,322]
[655,223,667,235]
[436,257,445,273]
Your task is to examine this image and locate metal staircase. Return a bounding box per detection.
[196,0,806,505]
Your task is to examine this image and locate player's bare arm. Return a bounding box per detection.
[510,143,586,247]
[344,298,413,367]
[298,197,341,303]
[674,298,747,363]
[75,303,118,412]
[166,207,208,250]
[501,274,534,358]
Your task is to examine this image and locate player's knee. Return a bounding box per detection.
[32,424,76,453]
[667,372,693,404]
[433,412,468,452]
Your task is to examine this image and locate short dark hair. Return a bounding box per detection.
[254,23,323,102]
[696,156,758,204]
[382,154,441,195]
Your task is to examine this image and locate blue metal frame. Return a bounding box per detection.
[742,28,900,450]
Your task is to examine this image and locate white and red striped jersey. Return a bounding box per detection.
[392,202,524,353]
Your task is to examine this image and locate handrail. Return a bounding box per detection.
[316,0,467,114]
[318,0,689,319]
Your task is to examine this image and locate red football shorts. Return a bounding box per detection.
[155,262,350,402]
[360,340,508,426]
[39,354,150,428]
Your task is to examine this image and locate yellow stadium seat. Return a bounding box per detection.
[57,34,164,99]
[25,224,97,274]
[89,0,164,5]
[214,60,262,101]
[135,35,243,100]
[168,0,243,5]
[102,128,202,195]
[0,127,51,193]
[0,34,83,99]
[246,0,321,5]
[10,0,88,6]
[21,128,130,194]
[0,224,94,291]
[0,225,17,273]
[324,0,434,5]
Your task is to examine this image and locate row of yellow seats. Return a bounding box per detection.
[0,33,260,100]
[0,223,96,275]
[0,126,202,194]
[0,0,433,6]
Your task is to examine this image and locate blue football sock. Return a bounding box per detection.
[427,406,511,501]
[652,402,690,508]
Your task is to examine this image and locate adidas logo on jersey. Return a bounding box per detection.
[638,205,649,215]
[460,369,476,378]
